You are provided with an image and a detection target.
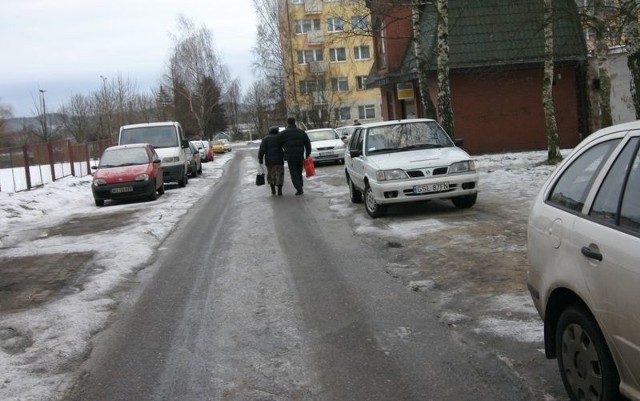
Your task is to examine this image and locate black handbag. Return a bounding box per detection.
[256,165,265,186]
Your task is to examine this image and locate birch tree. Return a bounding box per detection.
[543,0,562,163]
[624,1,640,118]
[436,0,454,136]
[593,0,613,128]
[412,0,437,119]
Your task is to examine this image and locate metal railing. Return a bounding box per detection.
[0,138,113,193]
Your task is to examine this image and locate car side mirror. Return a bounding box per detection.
[91,165,98,170]
[153,159,161,164]
[454,138,464,147]
[350,149,362,158]
[181,139,190,148]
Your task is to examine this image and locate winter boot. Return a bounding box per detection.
[270,184,276,195]
[277,186,283,196]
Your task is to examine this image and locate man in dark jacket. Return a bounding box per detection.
[277,117,311,195]
[258,126,285,195]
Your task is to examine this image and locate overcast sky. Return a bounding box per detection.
[0,0,258,118]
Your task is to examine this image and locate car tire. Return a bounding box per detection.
[178,175,186,187]
[158,183,165,195]
[556,307,620,401]
[149,186,158,201]
[197,164,202,174]
[364,184,387,218]
[190,167,197,178]
[452,193,477,208]
[348,176,363,204]
[94,199,104,207]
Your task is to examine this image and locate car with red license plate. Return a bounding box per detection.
[344,118,478,218]
[91,143,164,207]
[527,120,640,401]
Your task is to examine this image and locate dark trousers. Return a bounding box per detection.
[287,158,304,192]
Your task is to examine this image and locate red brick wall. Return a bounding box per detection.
[380,66,583,155]
[451,67,582,155]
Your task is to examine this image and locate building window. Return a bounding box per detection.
[329,47,346,62]
[327,17,344,32]
[299,79,326,95]
[358,104,376,119]
[353,45,370,60]
[297,49,323,64]
[351,16,369,31]
[331,77,349,92]
[335,107,351,121]
[291,0,303,4]
[295,19,321,34]
[356,76,368,90]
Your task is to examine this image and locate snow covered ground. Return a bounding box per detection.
[0,146,571,400]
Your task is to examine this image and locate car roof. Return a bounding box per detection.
[358,118,438,129]
[105,143,152,151]
[307,128,337,132]
[120,121,179,129]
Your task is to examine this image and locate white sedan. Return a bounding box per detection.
[344,119,479,218]
[307,128,346,165]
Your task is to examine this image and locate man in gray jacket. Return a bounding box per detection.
[277,117,311,195]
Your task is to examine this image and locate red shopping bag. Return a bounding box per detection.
[304,157,315,177]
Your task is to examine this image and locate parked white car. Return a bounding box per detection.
[527,120,640,401]
[307,128,346,164]
[344,118,479,218]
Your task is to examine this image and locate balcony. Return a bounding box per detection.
[307,30,324,44]
[304,0,322,13]
[309,61,327,75]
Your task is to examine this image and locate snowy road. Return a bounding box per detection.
[64,149,536,400]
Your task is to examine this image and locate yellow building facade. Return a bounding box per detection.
[280,0,382,128]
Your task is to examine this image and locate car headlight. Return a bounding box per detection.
[163,156,180,163]
[135,174,150,181]
[335,142,346,150]
[93,178,106,186]
[376,169,408,181]
[449,160,476,173]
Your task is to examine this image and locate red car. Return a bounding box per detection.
[91,143,164,207]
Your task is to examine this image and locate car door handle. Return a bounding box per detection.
[581,246,603,261]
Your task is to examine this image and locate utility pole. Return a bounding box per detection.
[39,89,48,140]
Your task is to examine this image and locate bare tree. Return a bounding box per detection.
[168,15,228,137]
[436,0,453,136]
[623,0,640,119]
[543,0,562,163]
[226,79,241,137]
[243,79,273,141]
[0,101,13,147]
[59,94,95,142]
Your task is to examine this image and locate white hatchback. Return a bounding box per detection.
[307,128,346,164]
[527,120,640,401]
[344,119,479,218]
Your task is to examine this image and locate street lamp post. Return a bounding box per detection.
[39,89,47,140]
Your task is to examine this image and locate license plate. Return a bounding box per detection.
[413,182,449,194]
[319,151,332,157]
[111,186,133,194]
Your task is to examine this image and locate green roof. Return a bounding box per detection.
[370,0,587,86]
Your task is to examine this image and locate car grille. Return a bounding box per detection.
[317,146,335,151]
[406,167,448,177]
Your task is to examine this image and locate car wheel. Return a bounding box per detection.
[556,307,620,401]
[347,176,362,204]
[178,175,186,187]
[158,183,165,195]
[452,193,477,208]
[364,184,386,218]
[190,167,197,178]
[149,186,158,201]
[94,199,104,207]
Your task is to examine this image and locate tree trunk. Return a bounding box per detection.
[412,1,437,119]
[543,0,562,163]
[594,0,613,128]
[436,0,454,137]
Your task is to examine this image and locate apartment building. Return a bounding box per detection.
[279,0,382,128]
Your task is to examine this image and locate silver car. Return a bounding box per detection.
[527,120,640,401]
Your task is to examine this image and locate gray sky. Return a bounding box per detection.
[0,0,257,117]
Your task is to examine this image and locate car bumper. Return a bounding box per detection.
[368,172,479,204]
[92,180,156,201]
[311,150,344,163]
[162,163,185,183]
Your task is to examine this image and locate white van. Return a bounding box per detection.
[118,122,190,187]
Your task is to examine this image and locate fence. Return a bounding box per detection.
[0,138,114,193]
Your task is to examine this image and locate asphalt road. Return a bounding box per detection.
[65,149,536,401]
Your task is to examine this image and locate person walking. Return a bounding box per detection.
[278,117,311,195]
[258,126,285,196]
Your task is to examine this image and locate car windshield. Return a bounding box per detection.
[120,126,178,148]
[308,129,339,142]
[365,121,454,155]
[99,148,150,167]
